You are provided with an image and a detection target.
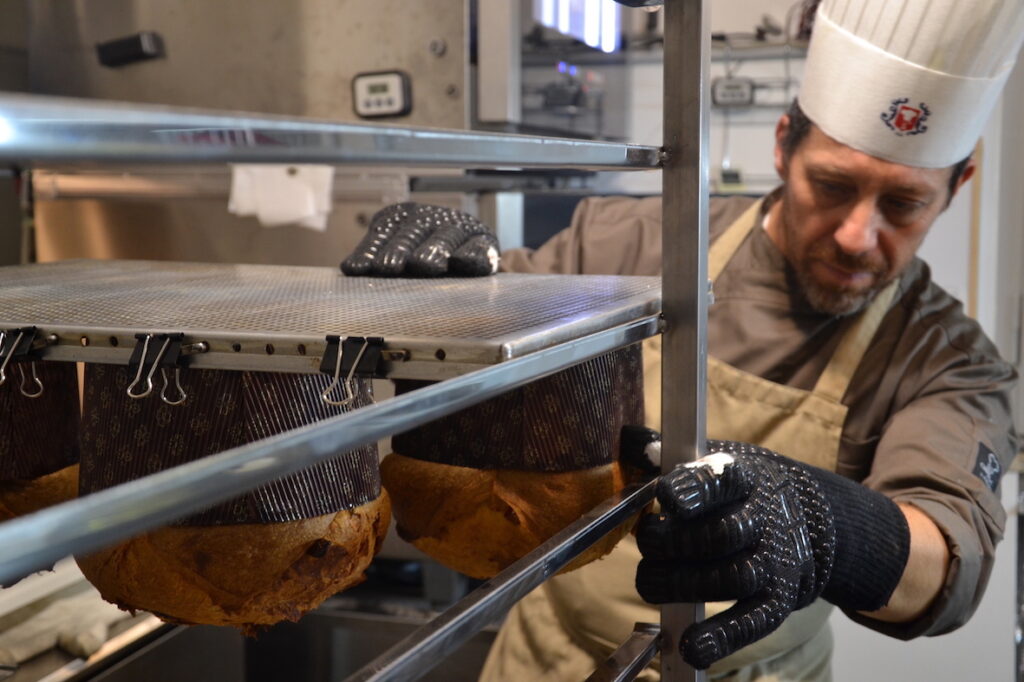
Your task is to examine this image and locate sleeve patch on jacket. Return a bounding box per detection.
[972,442,1002,492]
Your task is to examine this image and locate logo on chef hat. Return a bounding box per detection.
[881,98,931,136]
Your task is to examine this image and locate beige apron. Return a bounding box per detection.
[479,200,898,682]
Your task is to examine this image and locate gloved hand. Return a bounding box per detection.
[632,434,911,670]
[341,202,500,277]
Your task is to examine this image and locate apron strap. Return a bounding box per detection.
[813,280,900,403]
[709,199,764,282]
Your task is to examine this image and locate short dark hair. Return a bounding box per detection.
[779,99,971,201]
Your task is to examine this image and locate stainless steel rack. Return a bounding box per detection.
[0,1,708,680]
[0,261,660,379]
[0,92,659,169]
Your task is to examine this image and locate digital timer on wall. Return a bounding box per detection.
[352,71,413,119]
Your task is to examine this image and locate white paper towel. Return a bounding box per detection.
[0,588,127,666]
[228,164,334,231]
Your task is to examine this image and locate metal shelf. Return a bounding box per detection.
[0,262,660,380]
[0,316,659,584]
[522,41,806,67]
[0,93,660,170]
[346,480,658,682]
[0,1,708,680]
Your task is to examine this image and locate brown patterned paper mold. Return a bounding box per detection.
[0,361,81,524]
[75,365,389,634]
[381,345,646,579]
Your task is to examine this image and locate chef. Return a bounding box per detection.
[342,0,1024,678]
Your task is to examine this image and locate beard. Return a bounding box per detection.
[779,200,892,317]
[791,246,889,316]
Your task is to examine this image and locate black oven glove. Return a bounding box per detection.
[341,202,500,277]
[632,435,911,670]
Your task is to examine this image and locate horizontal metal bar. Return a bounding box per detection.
[523,44,807,68]
[589,622,659,679]
[586,623,663,682]
[0,317,658,585]
[38,347,492,382]
[31,167,409,203]
[409,171,592,194]
[344,480,657,682]
[0,93,660,169]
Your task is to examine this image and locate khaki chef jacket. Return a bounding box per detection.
[501,192,1018,639]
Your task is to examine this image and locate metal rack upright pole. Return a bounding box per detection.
[660,0,709,681]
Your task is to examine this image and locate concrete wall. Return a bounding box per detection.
[0,0,27,266]
[0,0,27,92]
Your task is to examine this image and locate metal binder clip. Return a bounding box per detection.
[18,363,43,399]
[160,368,187,406]
[0,330,8,386]
[0,328,38,387]
[0,330,23,386]
[126,334,156,398]
[126,334,172,399]
[126,332,188,401]
[319,336,385,407]
[321,338,368,406]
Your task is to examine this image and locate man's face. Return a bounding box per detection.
[768,120,974,316]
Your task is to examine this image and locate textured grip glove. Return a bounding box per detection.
[341,202,500,277]
[634,437,911,670]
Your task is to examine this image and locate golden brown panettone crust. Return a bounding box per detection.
[381,454,637,579]
[0,464,79,521]
[76,492,390,634]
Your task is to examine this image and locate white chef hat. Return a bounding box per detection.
[798,0,1024,168]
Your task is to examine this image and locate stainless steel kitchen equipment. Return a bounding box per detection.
[0,262,659,379]
[0,1,707,679]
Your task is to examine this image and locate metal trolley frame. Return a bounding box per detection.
[0,1,709,680]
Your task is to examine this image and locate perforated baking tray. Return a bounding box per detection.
[0,260,660,379]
